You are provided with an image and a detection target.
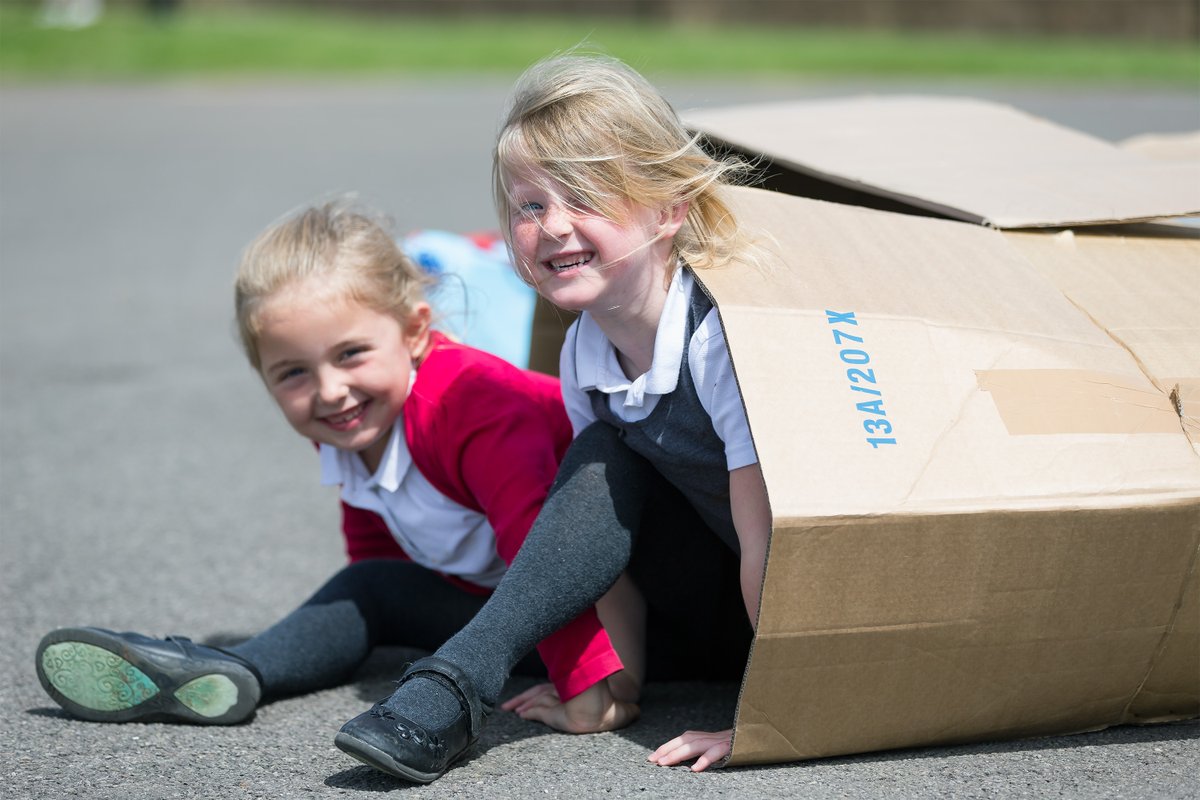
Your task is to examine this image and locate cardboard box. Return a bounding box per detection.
[673,96,1200,765]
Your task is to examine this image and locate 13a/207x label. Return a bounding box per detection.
[825,310,897,449]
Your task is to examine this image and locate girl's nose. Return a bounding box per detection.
[316,369,349,404]
[540,203,572,239]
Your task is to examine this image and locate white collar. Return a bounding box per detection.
[575,268,692,409]
[319,420,411,493]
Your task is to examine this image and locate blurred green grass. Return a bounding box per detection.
[2,4,1198,83]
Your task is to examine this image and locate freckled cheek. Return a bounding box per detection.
[510,225,537,261]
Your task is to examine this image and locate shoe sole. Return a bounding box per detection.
[334,730,459,784]
[36,628,259,725]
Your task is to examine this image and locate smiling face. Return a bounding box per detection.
[505,165,683,315]
[255,279,428,472]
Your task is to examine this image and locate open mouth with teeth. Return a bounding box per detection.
[322,402,369,431]
[546,252,594,273]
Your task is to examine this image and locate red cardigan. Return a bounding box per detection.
[339,332,621,700]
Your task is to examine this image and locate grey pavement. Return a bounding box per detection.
[2,77,1198,799]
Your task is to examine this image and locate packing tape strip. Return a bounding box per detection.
[977,369,1183,436]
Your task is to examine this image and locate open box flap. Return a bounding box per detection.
[685,96,1200,229]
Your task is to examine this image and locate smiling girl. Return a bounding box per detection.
[35,200,633,732]
[334,53,770,783]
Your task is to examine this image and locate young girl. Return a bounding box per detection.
[34,200,636,733]
[334,54,771,783]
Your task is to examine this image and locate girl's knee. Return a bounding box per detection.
[556,423,650,484]
[568,421,626,459]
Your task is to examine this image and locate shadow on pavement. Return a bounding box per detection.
[187,633,1200,778]
[799,718,1200,770]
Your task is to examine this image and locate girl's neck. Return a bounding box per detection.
[590,268,671,381]
[358,435,388,475]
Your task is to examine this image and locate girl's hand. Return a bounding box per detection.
[648,729,733,772]
[500,681,558,715]
[500,678,639,733]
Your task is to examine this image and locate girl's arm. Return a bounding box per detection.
[730,462,772,625]
[648,462,772,772]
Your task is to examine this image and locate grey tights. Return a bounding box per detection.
[228,560,540,700]
[380,422,750,728]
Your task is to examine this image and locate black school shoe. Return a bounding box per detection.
[36,627,262,724]
[334,656,491,784]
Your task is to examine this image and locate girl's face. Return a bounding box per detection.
[255,280,428,472]
[505,166,685,314]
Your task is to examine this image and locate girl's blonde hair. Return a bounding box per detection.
[234,200,433,371]
[493,52,751,277]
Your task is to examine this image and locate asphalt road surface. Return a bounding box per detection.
[2,76,1198,799]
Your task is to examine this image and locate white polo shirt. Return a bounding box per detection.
[320,423,508,588]
[558,269,757,471]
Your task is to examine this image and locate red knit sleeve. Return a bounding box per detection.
[340,501,410,564]
[408,341,624,699]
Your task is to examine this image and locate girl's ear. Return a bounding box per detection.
[405,302,434,362]
[659,200,690,239]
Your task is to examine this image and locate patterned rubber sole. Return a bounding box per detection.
[40,641,242,719]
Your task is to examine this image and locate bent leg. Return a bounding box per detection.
[381,422,655,723]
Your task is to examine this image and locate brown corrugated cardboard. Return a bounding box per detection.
[684,96,1200,228]
[700,186,1200,765]
[677,97,1200,765]
[527,297,577,376]
[1002,224,1200,726]
[1003,225,1200,454]
[720,94,1193,440]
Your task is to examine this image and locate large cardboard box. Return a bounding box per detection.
[675,96,1200,765]
[524,98,1200,765]
[699,187,1199,764]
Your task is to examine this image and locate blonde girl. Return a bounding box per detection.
[335,54,770,783]
[36,201,625,734]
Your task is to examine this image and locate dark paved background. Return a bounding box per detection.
[2,78,1198,799]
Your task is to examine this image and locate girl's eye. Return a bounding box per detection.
[340,346,367,362]
[275,367,305,383]
[517,201,544,215]
[567,194,600,216]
